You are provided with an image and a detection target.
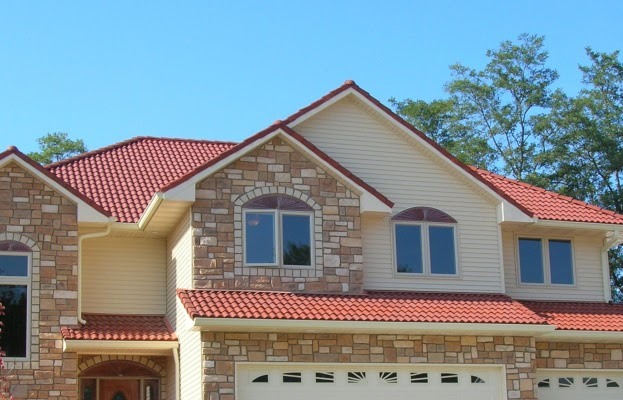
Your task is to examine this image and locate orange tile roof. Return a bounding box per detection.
[61,314,177,341]
[522,301,623,332]
[40,82,623,226]
[47,137,236,222]
[472,167,623,225]
[177,289,548,325]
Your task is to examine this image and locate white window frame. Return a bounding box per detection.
[392,221,459,277]
[0,251,32,361]
[243,209,314,269]
[516,236,576,287]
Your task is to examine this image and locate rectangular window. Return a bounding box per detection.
[244,210,313,267]
[519,238,544,284]
[0,253,30,358]
[244,212,276,265]
[282,214,312,266]
[549,239,574,284]
[395,225,423,273]
[518,237,574,285]
[394,223,456,275]
[429,226,456,275]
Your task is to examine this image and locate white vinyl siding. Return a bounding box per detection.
[294,98,503,293]
[166,211,199,400]
[167,212,193,324]
[502,228,606,301]
[82,237,166,314]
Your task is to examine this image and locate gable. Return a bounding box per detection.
[293,97,501,217]
[0,149,110,223]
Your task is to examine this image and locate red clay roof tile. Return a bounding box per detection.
[41,82,623,226]
[47,137,236,223]
[60,314,177,341]
[472,167,623,225]
[177,289,548,325]
[522,301,623,332]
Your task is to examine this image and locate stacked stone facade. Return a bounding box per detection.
[192,137,364,293]
[536,341,623,369]
[201,332,539,400]
[0,162,79,400]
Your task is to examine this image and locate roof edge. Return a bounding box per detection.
[192,317,555,336]
[160,124,393,209]
[283,80,535,219]
[0,147,112,222]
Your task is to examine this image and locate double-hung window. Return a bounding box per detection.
[243,195,314,267]
[393,207,458,276]
[0,244,31,359]
[518,237,574,285]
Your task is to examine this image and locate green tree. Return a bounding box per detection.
[389,98,494,168]
[546,48,623,299]
[392,34,558,184]
[27,132,87,165]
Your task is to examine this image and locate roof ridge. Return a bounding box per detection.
[45,135,239,170]
[45,136,150,169]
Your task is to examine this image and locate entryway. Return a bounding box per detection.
[79,360,160,400]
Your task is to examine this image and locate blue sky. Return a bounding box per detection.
[1,1,621,155]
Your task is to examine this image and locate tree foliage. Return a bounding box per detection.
[545,48,623,300]
[27,132,87,165]
[391,36,623,299]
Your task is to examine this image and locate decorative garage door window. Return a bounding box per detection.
[536,372,623,400]
[238,364,502,400]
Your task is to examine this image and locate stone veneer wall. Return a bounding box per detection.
[536,342,623,369]
[0,162,79,400]
[202,332,538,400]
[192,137,364,293]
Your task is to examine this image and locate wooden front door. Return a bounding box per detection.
[99,379,140,400]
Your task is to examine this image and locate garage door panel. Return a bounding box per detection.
[536,371,623,399]
[238,364,502,400]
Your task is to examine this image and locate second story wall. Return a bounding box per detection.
[294,98,504,293]
[502,226,607,301]
[82,236,166,314]
[192,137,364,293]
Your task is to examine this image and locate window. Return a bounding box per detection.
[518,237,574,285]
[243,195,313,267]
[393,207,457,275]
[0,246,31,359]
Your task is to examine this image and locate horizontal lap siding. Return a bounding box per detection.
[294,98,503,293]
[502,229,606,301]
[167,212,192,325]
[82,236,167,314]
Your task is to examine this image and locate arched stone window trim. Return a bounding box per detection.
[0,233,39,365]
[233,187,324,278]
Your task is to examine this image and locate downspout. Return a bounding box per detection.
[602,230,623,302]
[172,347,180,400]
[77,221,114,324]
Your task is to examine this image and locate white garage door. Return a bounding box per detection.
[237,363,504,400]
[537,371,623,399]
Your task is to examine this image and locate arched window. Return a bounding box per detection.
[0,240,32,358]
[392,207,457,275]
[243,195,314,267]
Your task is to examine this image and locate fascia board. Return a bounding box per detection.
[193,318,555,336]
[63,339,178,355]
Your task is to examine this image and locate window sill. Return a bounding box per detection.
[394,272,461,279]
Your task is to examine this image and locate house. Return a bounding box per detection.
[1,80,623,400]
